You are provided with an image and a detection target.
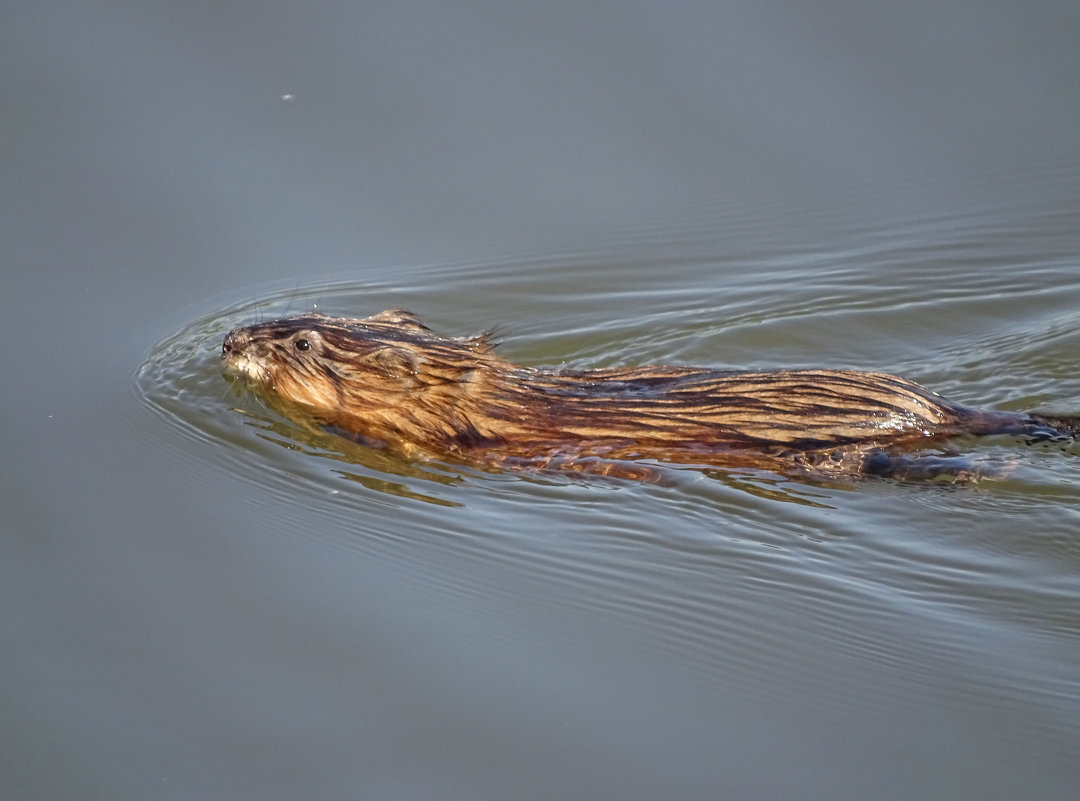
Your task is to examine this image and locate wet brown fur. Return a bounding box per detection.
[222,310,1079,477]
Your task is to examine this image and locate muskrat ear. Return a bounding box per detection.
[362,309,430,332]
[465,331,498,354]
[374,346,422,379]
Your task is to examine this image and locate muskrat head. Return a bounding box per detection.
[222,310,500,442]
[221,310,433,401]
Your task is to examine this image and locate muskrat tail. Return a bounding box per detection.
[1027,413,1080,440]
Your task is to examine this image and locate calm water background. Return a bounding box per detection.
[3,2,1080,799]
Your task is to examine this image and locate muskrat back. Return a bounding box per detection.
[221,309,1079,477]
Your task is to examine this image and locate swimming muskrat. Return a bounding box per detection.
[221,310,1079,479]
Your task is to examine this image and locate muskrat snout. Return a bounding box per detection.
[220,326,275,388]
[221,329,249,360]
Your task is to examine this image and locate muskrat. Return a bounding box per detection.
[221,309,1079,479]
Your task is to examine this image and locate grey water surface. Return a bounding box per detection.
[3,2,1080,800]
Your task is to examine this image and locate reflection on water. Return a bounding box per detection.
[240,411,468,508]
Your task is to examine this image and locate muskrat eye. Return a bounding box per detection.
[295,338,311,352]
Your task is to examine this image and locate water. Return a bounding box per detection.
[3,2,1080,799]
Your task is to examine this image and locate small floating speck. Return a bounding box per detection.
[280,93,295,102]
